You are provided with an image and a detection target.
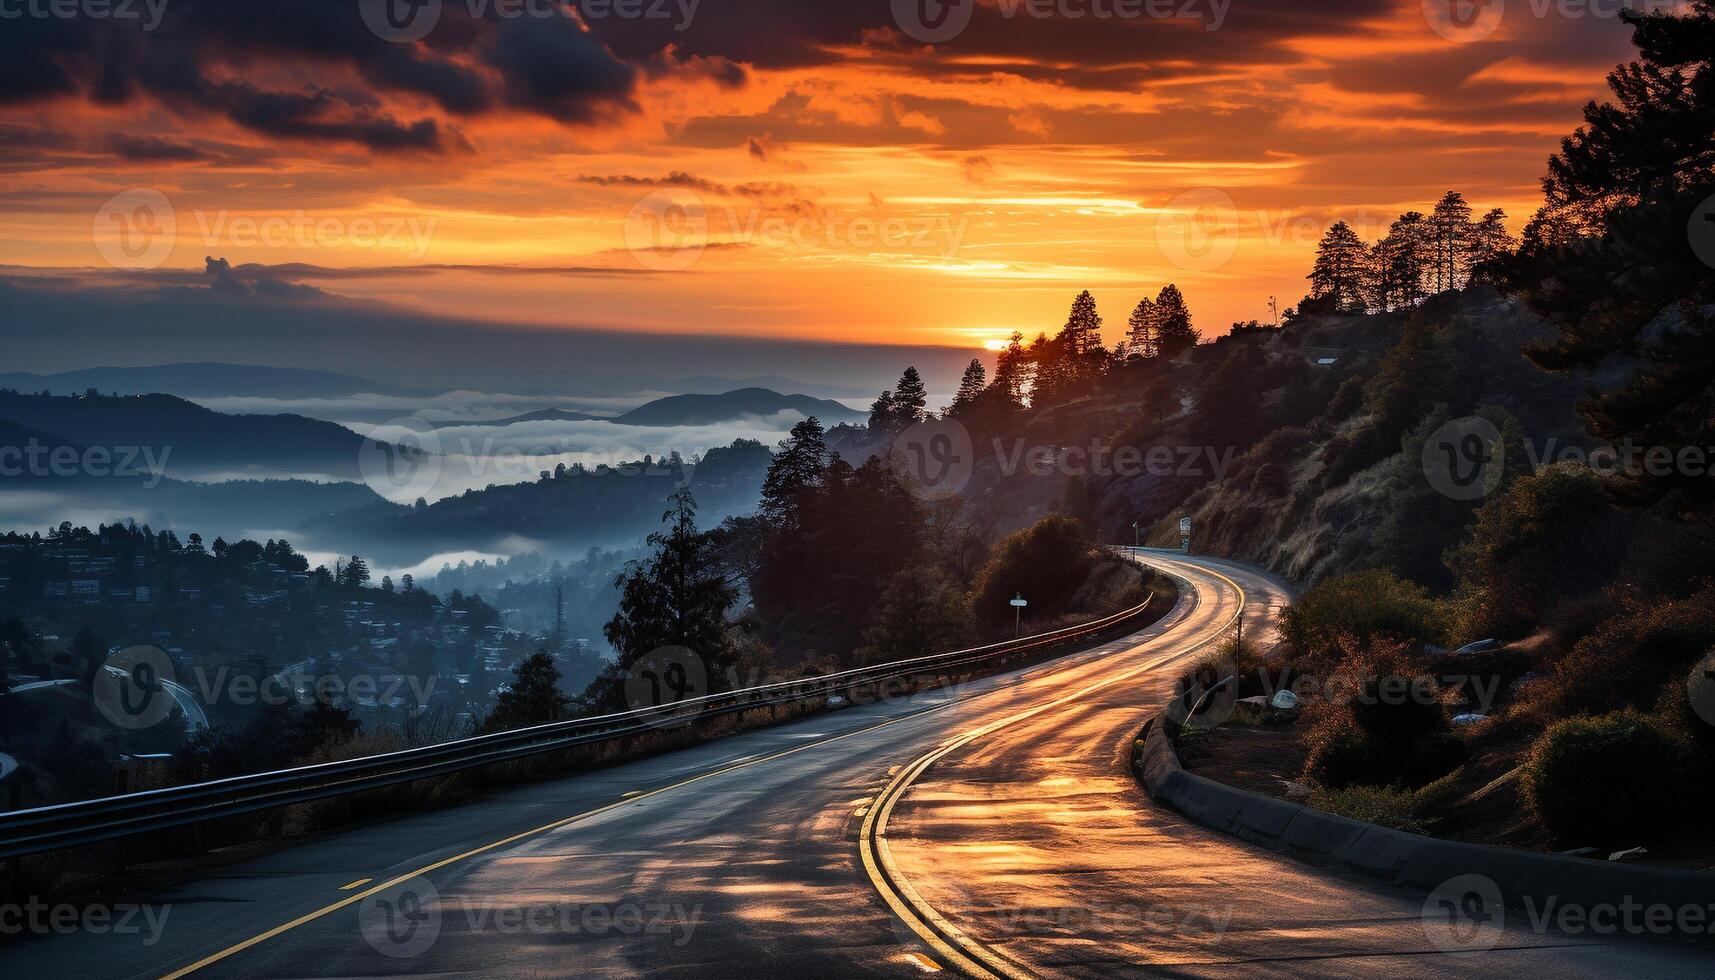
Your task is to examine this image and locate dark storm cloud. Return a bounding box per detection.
[0,0,641,152]
[481,15,637,123]
[104,134,218,162]
[579,0,1390,75]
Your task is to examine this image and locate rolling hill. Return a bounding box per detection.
[613,388,864,427]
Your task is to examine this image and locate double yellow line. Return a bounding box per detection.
[158,704,952,978]
[858,559,1246,978]
[159,556,1241,979]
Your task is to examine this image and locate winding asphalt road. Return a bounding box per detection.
[3,552,1712,978]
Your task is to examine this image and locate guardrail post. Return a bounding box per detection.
[113,765,129,873]
[190,759,207,856]
[2,780,20,903]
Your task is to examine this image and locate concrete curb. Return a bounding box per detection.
[1134,714,1715,939]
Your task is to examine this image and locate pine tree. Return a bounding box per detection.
[867,390,897,434]
[1154,284,1198,357]
[1125,296,1161,360]
[1541,0,1715,229]
[1367,212,1430,312]
[949,358,987,417]
[481,650,570,733]
[1429,191,1474,293]
[604,488,737,665]
[343,555,371,588]
[760,418,829,527]
[1467,208,1517,281]
[1027,332,1067,406]
[1144,376,1177,421]
[1515,0,1715,510]
[1061,290,1106,364]
[987,332,1028,410]
[893,366,929,427]
[1308,222,1370,312]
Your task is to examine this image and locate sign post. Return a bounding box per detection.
[1132,520,1141,552]
[0,753,18,902]
[1179,517,1192,553]
[1010,594,1028,638]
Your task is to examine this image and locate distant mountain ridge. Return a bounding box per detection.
[613,388,864,427]
[303,439,774,562]
[0,363,414,399]
[0,417,385,534]
[0,389,378,480]
[432,408,608,428]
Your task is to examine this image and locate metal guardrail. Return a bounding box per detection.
[0,580,1164,861]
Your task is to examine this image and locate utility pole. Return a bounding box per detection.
[554,581,564,651]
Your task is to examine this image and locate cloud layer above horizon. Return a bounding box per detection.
[0,0,1651,349]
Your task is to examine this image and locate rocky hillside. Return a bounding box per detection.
[910,288,1596,590]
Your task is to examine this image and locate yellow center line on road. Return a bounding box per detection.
[336,878,372,891]
[158,565,1206,980]
[158,704,952,980]
[859,559,1248,980]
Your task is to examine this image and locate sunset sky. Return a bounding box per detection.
[0,0,1653,371]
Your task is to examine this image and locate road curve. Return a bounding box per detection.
[3,552,1711,978]
[877,550,1715,978]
